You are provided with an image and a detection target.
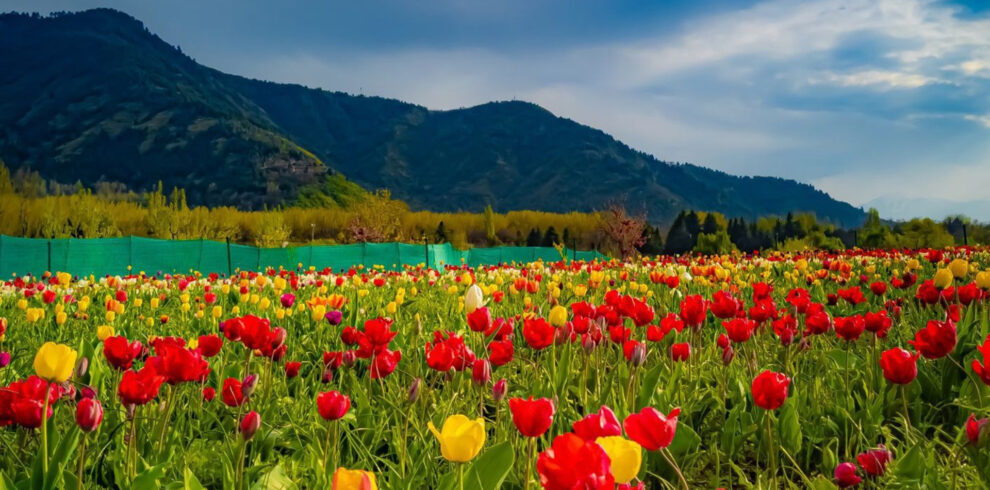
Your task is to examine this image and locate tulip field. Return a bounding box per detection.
[2,248,990,489]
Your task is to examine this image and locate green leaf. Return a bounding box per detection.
[44,426,79,490]
[464,442,514,490]
[183,468,207,490]
[636,361,664,409]
[891,444,925,482]
[250,463,297,490]
[807,475,839,490]
[131,464,166,490]
[777,401,802,454]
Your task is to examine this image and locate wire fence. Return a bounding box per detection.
[0,235,607,277]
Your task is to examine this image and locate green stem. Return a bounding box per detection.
[661,447,689,490]
[40,384,51,474]
[76,434,87,490]
[156,384,177,455]
[524,437,535,490]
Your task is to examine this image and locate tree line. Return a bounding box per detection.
[0,161,985,254]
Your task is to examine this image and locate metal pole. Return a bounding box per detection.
[47,238,52,274]
[963,224,968,246]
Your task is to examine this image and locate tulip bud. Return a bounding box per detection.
[80,386,98,399]
[0,352,10,369]
[492,378,508,402]
[242,374,258,399]
[407,378,421,404]
[203,386,216,402]
[630,342,646,367]
[721,345,735,366]
[322,367,334,384]
[240,411,261,441]
[271,328,287,349]
[581,335,596,355]
[75,398,103,432]
[342,351,356,368]
[280,293,295,308]
[74,357,89,378]
[472,359,491,386]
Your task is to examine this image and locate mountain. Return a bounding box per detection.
[0,9,866,227]
[864,196,990,222]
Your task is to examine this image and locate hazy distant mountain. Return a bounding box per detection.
[0,9,867,226]
[865,196,990,222]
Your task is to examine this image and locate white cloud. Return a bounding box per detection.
[209,0,990,207]
[817,70,940,88]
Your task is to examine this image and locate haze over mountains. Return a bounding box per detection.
[0,9,867,227]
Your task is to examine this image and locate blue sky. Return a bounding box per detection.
[8,0,990,216]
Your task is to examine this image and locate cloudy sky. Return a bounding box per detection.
[9,0,990,216]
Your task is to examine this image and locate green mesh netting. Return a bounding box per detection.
[0,235,608,277]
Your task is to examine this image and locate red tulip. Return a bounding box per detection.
[856,446,891,476]
[834,315,865,342]
[369,349,401,379]
[221,378,246,407]
[803,304,832,336]
[679,295,708,328]
[879,348,919,385]
[971,334,990,386]
[523,318,555,350]
[536,433,615,490]
[488,339,514,367]
[240,411,261,440]
[118,367,165,406]
[103,336,143,371]
[751,371,790,410]
[966,414,988,445]
[316,390,351,421]
[834,462,861,488]
[285,361,301,378]
[196,334,223,357]
[0,376,64,428]
[572,405,622,441]
[710,291,742,319]
[864,311,892,338]
[623,406,680,451]
[472,359,491,385]
[202,386,216,402]
[723,318,756,343]
[75,398,103,432]
[467,306,492,333]
[425,340,455,372]
[146,344,210,385]
[869,281,887,296]
[670,342,690,362]
[908,319,956,359]
[492,378,508,402]
[508,396,555,437]
[772,315,798,346]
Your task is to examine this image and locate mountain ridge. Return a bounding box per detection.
[0,8,866,227]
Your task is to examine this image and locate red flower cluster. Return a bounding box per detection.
[0,376,64,428]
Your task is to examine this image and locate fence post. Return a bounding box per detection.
[226,238,233,277]
[47,239,52,274]
[362,241,367,269]
[963,224,968,246]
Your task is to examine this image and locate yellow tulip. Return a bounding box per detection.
[548,305,568,327]
[596,436,642,484]
[331,468,377,490]
[33,342,78,383]
[386,301,397,314]
[57,272,71,286]
[55,311,67,326]
[976,270,990,289]
[97,325,115,341]
[150,297,160,309]
[428,414,486,462]
[17,298,28,310]
[933,268,953,289]
[573,284,588,297]
[464,284,483,314]
[948,258,968,279]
